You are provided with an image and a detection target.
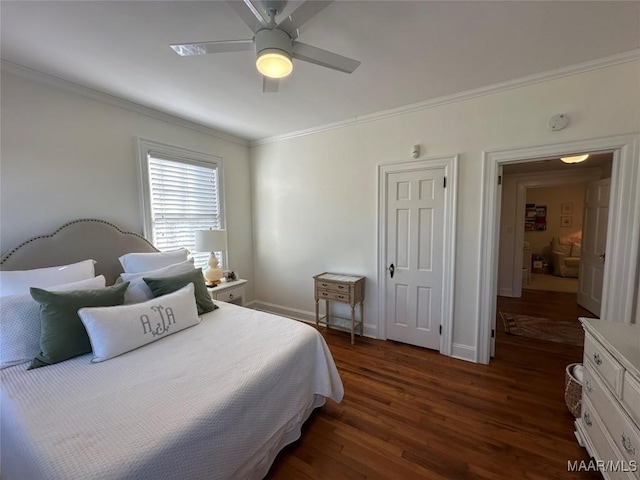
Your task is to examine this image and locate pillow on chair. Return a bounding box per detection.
[560,233,582,246]
[570,243,582,258]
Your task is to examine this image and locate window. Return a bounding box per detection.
[137,139,225,269]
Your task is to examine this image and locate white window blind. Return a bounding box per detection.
[142,147,224,269]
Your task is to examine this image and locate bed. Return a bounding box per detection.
[0,219,344,480]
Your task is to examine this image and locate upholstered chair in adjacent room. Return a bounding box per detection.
[550,236,581,277]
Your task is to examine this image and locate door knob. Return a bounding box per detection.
[599,253,605,261]
[388,263,395,278]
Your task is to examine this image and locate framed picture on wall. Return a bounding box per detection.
[525,203,537,231]
[524,204,547,231]
[561,203,574,215]
[561,216,573,227]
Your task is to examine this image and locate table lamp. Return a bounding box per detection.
[195,229,228,287]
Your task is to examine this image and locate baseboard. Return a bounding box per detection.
[499,287,514,297]
[252,301,476,359]
[251,301,317,323]
[252,300,378,338]
[451,343,476,363]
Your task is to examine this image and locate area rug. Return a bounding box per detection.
[499,312,584,347]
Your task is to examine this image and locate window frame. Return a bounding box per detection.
[135,138,227,268]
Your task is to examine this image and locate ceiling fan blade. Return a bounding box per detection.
[170,39,254,56]
[263,76,279,93]
[292,42,360,74]
[278,1,333,39]
[226,0,269,34]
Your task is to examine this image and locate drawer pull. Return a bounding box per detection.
[321,292,328,296]
[337,295,345,299]
[583,412,592,427]
[321,283,328,287]
[584,379,592,392]
[338,285,345,290]
[593,353,602,365]
[229,294,234,299]
[621,434,636,455]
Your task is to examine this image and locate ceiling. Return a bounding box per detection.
[503,153,614,176]
[2,1,639,141]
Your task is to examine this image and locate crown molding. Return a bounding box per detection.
[251,48,640,147]
[0,60,249,147]
[3,47,638,149]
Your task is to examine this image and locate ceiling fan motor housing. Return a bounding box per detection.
[254,28,292,56]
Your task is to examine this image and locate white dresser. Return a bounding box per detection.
[575,318,640,479]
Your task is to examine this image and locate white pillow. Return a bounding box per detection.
[0,259,96,297]
[119,259,194,304]
[0,275,107,369]
[79,283,200,363]
[118,248,189,274]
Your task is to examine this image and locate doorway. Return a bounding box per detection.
[477,134,640,364]
[492,155,612,357]
[522,183,585,296]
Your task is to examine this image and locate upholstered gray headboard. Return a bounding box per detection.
[0,219,159,285]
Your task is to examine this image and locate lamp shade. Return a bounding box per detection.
[195,229,227,252]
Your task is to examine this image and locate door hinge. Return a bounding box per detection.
[443,177,447,188]
[439,325,442,335]
[498,175,502,185]
[491,329,495,338]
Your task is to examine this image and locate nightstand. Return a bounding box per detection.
[208,279,247,306]
[314,272,365,345]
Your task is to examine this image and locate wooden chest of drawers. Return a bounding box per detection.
[314,272,365,345]
[575,318,640,479]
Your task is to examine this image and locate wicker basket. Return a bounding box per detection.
[565,363,583,418]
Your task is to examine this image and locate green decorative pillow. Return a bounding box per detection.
[29,282,129,369]
[143,268,217,315]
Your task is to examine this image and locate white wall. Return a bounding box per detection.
[0,70,255,299]
[251,60,640,355]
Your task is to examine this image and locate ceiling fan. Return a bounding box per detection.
[170,0,361,93]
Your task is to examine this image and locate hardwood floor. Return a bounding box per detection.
[266,290,600,479]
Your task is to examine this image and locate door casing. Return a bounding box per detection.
[378,156,458,356]
[478,134,640,365]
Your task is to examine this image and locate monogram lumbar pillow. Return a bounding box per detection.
[78,283,200,362]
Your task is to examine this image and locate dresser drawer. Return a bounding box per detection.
[316,289,350,303]
[584,363,612,422]
[214,286,244,303]
[622,372,640,428]
[606,405,640,474]
[585,364,640,475]
[585,333,624,395]
[316,280,351,294]
[580,396,636,480]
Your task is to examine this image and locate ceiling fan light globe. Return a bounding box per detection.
[256,50,292,79]
[560,154,589,164]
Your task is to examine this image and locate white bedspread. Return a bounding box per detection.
[1,302,343,480]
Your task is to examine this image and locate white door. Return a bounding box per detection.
[577,178,610,317]
[385,167,445,350]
